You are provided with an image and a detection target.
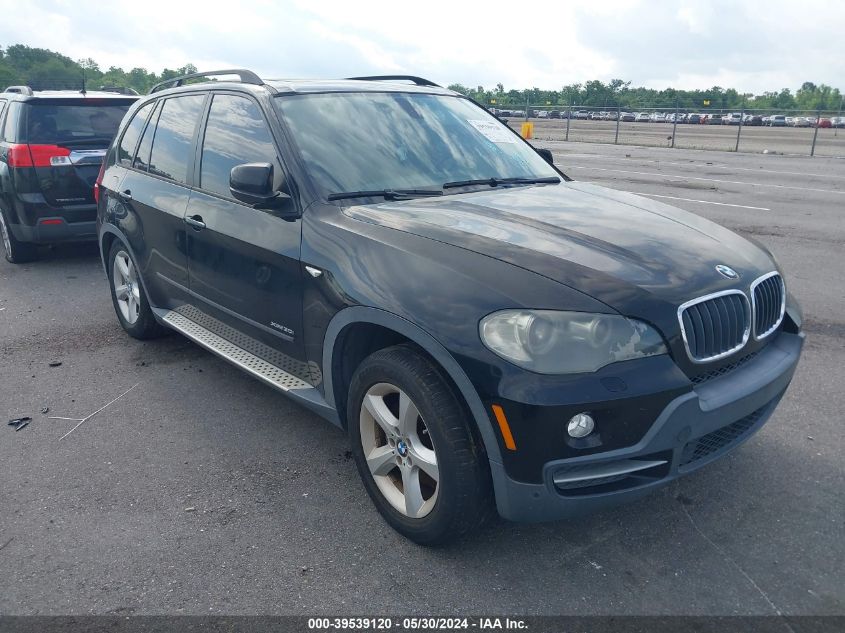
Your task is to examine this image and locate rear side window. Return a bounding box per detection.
[133,101,161,171]
[26,103,131,144]
[147,95,205,184]
[199,94,280,198]
[2,102,22,142]
[117,102,154,165]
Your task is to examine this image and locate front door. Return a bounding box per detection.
[184,93,306,377]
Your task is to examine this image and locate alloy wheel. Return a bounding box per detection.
[359,382,439,518]
[112,250,141,324]
[0,212,11,256]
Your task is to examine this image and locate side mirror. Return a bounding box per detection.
[229,163,295,215]
[536,148,555,166]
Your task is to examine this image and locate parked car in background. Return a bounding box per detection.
[707,114,723,125]
[831,116,845,128]
[650,112,666,122]
[791,117,811,127]
[768,115,787,127]
[723,113,742,125]
[574,110,589,119]
[0,86,137,263]
[548,110,561,119]
[816,118,831,128]
[97,69,804,545]
[619,112,635,122]
[635,112,650,122]
[686,113,701,124]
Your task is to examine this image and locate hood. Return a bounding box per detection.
[343,181,776,315]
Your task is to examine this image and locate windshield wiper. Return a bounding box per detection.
[443,176,560,190]
[327,188,443,201]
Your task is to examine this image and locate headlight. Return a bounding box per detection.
[479,310,667,374]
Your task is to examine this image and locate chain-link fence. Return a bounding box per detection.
[494,104,845,157]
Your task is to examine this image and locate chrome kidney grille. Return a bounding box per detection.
[679,272,784,363]
[751,272,786,340]
[679,291,751,363]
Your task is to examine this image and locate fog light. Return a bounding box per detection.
[567,413,595,438]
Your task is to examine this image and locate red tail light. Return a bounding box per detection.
[94,158,107,205]
[7,144,72,168]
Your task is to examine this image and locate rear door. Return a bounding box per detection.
[184,92,306,370]
[24,98,135,217]
[116,94,207,308]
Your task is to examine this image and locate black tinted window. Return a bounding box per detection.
[147,95,205,184]
[26,103,131,144]
[2,102,22,142]
[117,102,154,165]
[133,101,160,171]
[200,95,279,198]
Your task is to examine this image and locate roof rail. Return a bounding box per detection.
[4,85,34,96]
[346,75,441,88]
[99,85,140,96]
[149,69,264,94]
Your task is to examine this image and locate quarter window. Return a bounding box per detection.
[117,102,154,166]
[133,101,161,171]
[200,94,279,199]
[147,95,205,184]
[2,102,22,142]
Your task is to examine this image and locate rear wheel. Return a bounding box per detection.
[0,209,38,264]
[348,344,494,545]
[107,240,167,339]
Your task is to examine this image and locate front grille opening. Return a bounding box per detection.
[680,292,750,362]
[690,350,760,385]
[553,452,671,497]
[679,405,768,469]
[752,273,785,340]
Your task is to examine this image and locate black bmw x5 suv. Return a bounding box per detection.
[97,69,804,544]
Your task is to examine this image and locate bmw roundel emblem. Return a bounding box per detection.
[397,440,408,457]
[715,264,739,279]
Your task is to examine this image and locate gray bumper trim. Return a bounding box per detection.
[492,331,804,522]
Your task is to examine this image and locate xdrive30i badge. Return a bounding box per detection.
[715,264,740,279]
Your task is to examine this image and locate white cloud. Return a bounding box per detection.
[0,0,842,94]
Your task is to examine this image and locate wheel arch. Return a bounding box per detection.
[99,225,158,312]
[322,306,504,466]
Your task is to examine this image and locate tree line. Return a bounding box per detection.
[450,79,843,113]
[1,44,841,113]
[0,44,198,94]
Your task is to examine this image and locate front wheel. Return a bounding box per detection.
[348,344,494,545]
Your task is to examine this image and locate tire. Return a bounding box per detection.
[106,240,167,340]
[347,344,494,545]
[0,208,38,264]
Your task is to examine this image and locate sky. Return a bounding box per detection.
[0,0,843,94]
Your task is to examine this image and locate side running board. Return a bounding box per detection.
[156,308,341,427]
[160,309,312,391]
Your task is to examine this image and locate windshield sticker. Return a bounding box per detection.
[467,119,516,144]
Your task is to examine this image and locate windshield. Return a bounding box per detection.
[273,92,558,198]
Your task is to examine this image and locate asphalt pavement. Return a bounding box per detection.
[0,142,842,616]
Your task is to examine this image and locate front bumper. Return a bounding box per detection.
[491,330,804,522]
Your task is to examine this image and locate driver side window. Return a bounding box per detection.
[199,94,281,200]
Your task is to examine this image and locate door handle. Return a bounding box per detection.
[185,215,206,230]
[118,189,132,202]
